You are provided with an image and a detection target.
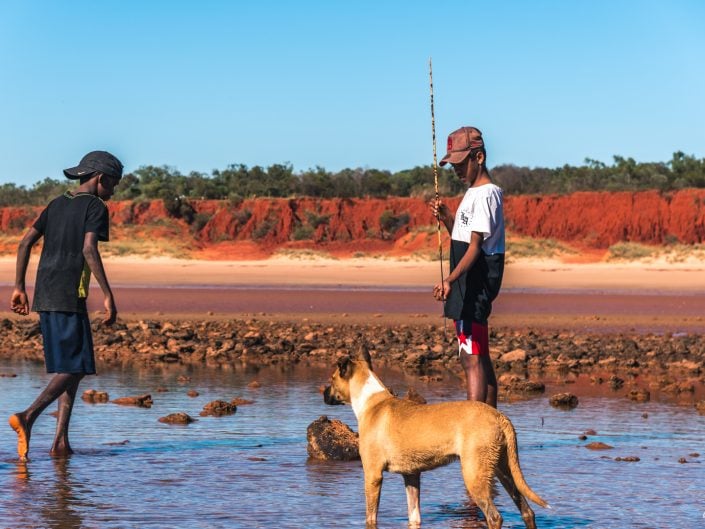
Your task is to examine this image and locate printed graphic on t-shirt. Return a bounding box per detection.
[451,184,505,255]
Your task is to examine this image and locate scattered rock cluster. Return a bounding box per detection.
[2,317,703,403]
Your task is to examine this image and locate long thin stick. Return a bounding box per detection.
[429,58,446,320]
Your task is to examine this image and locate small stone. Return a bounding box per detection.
[615,456,640,462]
[112,394,153,408]
[231,397,254,406]
[306,416,360,461]
[678,457,688,464]
[187,390,199,397]
[609,375,624,390]
[158,412,195,425]
[81,389,110,403]
[248,380,261,389]
[200,400,237,417]
[586,442,613,450]
[499,349,527,363]
[549,393,579,409]
[626,389,650,402]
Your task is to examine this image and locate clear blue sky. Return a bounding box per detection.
[1,0,703,186]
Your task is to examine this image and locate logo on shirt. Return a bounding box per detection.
[459,210,471,226]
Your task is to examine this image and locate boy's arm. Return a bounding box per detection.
[82,231,117,325]
[433,231,483,301]
[11,227,42,315]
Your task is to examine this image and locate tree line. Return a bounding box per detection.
[1,152,704,206]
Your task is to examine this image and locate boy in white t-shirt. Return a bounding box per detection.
[432,126,505,407]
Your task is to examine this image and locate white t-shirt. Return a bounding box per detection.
[451,183,505,255]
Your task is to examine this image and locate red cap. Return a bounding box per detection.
[439,127,484,166]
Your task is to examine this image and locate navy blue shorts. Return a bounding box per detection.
[39,312,96,375]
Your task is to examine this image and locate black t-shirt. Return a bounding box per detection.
[31,192,109,313]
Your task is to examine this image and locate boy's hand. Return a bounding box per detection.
[433,280,451,301]
[10,289,29,315]
[103,295,117,325]
[429,198,449,222]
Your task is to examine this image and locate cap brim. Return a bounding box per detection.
[63,165,95,180]
[439,150,470,167]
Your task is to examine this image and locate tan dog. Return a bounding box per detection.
[323,351,549,529]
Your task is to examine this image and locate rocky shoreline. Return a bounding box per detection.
[1,316,704,411]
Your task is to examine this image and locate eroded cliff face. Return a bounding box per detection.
[2,189,705,257]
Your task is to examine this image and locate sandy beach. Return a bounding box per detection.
[4,253,705,290]
[3,255,705,332]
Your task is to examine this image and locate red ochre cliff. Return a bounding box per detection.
[1,189,705,258]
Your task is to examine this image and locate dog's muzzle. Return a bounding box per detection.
[323,386,345,405]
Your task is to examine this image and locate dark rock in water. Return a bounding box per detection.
[82,389,110,403]
[626,388,650,402]
[248,380,262,389]
[200,400,237,417]
[609,375,625,390]
[156,386,169,393]
[112,394,152,408]
[509,380,545,395]
[159,412,195,424]
[549,393,579,409]
[0,373,17,378]
[187,390,199,397]
[578,435,587,441]
[615,456,640,462]
[584,429,598,435]
[306,415,360,461]
[678,457,688,464]
[404,387,427,404]
[231,397,255,406]
[586,442,613,450]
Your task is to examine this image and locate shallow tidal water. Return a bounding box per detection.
[0,361,703,529]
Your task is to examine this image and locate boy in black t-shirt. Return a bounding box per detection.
[9,151,122,460]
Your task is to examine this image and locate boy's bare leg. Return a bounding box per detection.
[51,376,83,456]
[460,354,497,408]
[461,353,487,403]
[9,373,84,460]
[481,353,498,408]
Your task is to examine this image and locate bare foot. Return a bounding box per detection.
[50,441,74,457]
[8,414,30,460]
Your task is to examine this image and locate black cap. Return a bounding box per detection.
[64,151,124,180]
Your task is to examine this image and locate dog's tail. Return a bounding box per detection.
[498,414,549,508]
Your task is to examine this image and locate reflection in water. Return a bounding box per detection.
[1,362,704,528]
[9,457,86,529]
[40,457,84,529]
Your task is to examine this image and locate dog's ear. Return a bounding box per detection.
[337,356,354,379]
[357,343,373,371]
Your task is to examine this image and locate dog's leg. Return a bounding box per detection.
[403,472,421,526]
[497,456,536,529]
[460,452,503,529]
[363,465,384,527]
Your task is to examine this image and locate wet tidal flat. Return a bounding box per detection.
[1,362,704,529]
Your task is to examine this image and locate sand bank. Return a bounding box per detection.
[2,255,705,292]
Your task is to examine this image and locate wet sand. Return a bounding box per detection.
[2,256,705,332]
